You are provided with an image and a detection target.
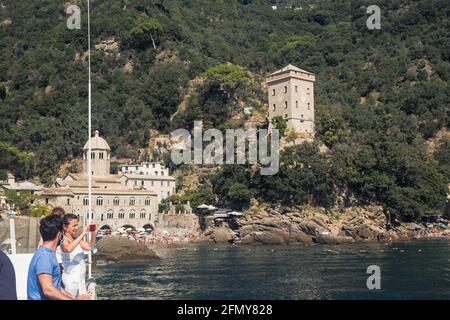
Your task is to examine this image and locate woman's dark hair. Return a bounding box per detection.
[51,207,65,217]
[63,213,79,226]
[40,215,63,241]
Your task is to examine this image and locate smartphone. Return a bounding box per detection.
[89,224,96,232]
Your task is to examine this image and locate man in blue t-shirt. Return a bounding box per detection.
[27,214,90,300]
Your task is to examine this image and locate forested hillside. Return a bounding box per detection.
[0,0,449,220]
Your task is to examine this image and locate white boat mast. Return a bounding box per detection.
[87,0,92,279]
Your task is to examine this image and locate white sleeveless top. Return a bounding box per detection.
[61,242,86,276]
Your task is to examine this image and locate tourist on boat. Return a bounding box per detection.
[61,214,97,297]
[27,215,90,300]
[38,207,66,273]
[0,251,17,300]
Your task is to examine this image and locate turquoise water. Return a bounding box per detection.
[94,239,450,300]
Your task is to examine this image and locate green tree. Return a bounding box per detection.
[0,142,32,178]
[271,116,287,137]
[228,182,254,207]
[128,13,164,49]
[317,111,348,148]
[0,82,6,101]
[29,204,51,217]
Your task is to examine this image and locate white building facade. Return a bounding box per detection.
[40,131,159,230]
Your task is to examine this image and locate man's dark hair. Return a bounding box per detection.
[63,213,78,226]
[40,215,63,242]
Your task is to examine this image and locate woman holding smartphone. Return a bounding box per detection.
[61,214,97,297]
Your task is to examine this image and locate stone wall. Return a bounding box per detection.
[154,213,201,237]
[0,216,40,254]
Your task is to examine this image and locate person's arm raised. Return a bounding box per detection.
[61,227,88,253]
[80,226,98,251]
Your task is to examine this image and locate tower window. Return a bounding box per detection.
[91,152,95,159]
[272,89,275,96]
[284,86,287,93]
[284,114,288,118]
[295,86,298,92]
[307,88,310,95]
[296,101,298,108]
[308,103,311,110]
[99,152,104,160]
[272,104,276,111]
[284,101,288,109]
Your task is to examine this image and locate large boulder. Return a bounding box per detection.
[210,227,235,243]
[298,219,328,236]
[288,230,313,244]
[240,230,289,245]
[94,236,159,264]
[314,233,354,245]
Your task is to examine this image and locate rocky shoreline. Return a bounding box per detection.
[202,205,445,245]
[94,236,160,265]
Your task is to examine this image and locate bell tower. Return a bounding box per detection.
[83,130,111,176]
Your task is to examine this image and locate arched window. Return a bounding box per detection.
[129,211,136,219]
[83,197,89,206]
[107,210,113,219]
[118,210,125,219]
[129,197,135,206]
[113,197,120,206]
[96,197,103,206]
[145,197,151,206]
[140,210,146,219]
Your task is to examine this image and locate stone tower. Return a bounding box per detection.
[83,130,111,177]
[266,64,316,135]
